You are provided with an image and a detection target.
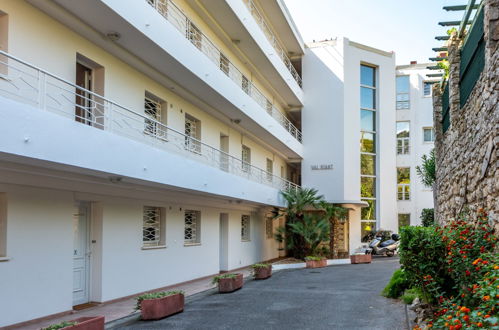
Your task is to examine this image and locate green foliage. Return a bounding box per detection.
[287,213,329,257]
[420,208,435,227]
[304,255,325,261]
[401,288,421,305]
[135,291,184,310]
[415,149,436,188]
[438,60,450,81]
[251,263,270,269]
[212,273,238,285]
[382,269,411,299]
[42,321,78,330]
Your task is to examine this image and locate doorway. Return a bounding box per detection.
[75,62,94,125]
[219,134,229,171]
[72,202,90,306]
[219,213,229,271]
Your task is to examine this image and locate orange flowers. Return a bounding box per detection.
[482,295,490,301]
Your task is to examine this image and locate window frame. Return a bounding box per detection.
[396,121,410,155]
[423,127,435,143]
[423,81,432,97]
[265,216,273,239]
[142,206,166,249]
[241,215,251,241]
[241,145,251,173]
[184,209,201,245]
[396,75,410,110]
[397,167,411,201]
[185,113,201,153]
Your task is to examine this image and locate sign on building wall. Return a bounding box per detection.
[311,164,334,170]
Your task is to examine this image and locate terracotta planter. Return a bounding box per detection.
[140,293,184,320]
[306,259,327,268]
[253,265,272,280]
[350,254,372,264]
[218,273,243,293]
[61,316,105,330]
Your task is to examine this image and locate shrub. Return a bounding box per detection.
[212,273,238,284]
[382,268,411,299]
[401,288,421,305]
[304,255,325,261]
[420,208,435,227]
[251,263,270,269]
[135,291,184,310]
[42,321,78,330]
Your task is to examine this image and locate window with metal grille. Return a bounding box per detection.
[144,92,166,139]
[265,216,273,239]
[397,168,410,201]
[242,75,250,94]
[0,193,6,257]
[396,76,410,110]
[241,215,250,241]
[188,22,202,50]
[142,206,165,247]
[185,114,201,153]
[241,145,251,173]
[396,121,410,155]
[266,158,273,182]
[184,210,201,244]
[423,128,435,142]
[219,53,229,75]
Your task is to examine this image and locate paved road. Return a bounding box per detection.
[123,257,406,330]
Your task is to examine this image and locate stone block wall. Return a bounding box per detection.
[433,0,499,228]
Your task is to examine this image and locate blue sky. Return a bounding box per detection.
[283,0,465,64]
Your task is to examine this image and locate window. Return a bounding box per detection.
[396,76,410,109]
[241,215,250,241]
[397,168,410,200]
[184,210,201,244]
[396,121,410,154]
[360,64,377,242]
[242,75,250,94]
[241,145,251,172]
[219,53,229,76]
[142,206,166,248]
[185,114,201,153]
[423,81,432,96]
[423,128,435,142]
[398,214,411,229]
[265,216,273,239]
[266,158,273,182]
[188,22,202,50]
[0,193,6,258]
[144,92,166,139]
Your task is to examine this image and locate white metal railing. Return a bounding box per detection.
[241,0,302,88]
[0,51,300,192]
[146,0,302,143]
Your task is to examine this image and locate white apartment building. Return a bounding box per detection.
[0,0,304,326]
[395,63,436,228]
[0,1,435,327]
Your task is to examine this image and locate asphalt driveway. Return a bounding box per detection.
[122,257,406,330]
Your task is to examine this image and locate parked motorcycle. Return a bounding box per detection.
[367,233,400,257]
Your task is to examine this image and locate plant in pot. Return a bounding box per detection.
[42,317,105,330]
[212,273,243,293]
[135,290,184,320]
[305,255,327,268]
[252,263,272,280]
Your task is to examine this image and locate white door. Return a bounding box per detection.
[73,203,90,306]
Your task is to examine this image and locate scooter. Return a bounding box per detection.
[367,233,400,257]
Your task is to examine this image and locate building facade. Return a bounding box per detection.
[395,63,436,228]
[433,0,498,227]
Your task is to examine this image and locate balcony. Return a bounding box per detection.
[146,0,302,142]
[0,51,299,194]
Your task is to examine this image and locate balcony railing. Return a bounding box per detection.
[146,0,302,143]
[241,0,302,88]
[0,51,299,192]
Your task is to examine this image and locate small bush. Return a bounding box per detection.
[212,273,238,284]
[304,255,324,261]
[382,269,411,298]
[420,208,434,227]
[251,263,270,269]
[135,291,184,310]
[42,321,78,330]
[401,288,421,304]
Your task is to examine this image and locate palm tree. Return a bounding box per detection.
[320,201,349,258]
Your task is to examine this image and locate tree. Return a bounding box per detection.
[320,201,349,258]
[416,149,435,188]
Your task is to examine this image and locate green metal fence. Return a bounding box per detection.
[460,6,485,107]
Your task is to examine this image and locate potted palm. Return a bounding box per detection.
[305,255,327,268]
[252,263,272,279]
[212,273,243,293]
[135,291,184,320]
[42,317,104,330]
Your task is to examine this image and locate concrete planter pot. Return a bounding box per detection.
[253,265,272,280]
[218,273,243,293]
[350,254,372,264]
[60,316,105,330]
[140,293,184,320]
[306,259,327,268]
